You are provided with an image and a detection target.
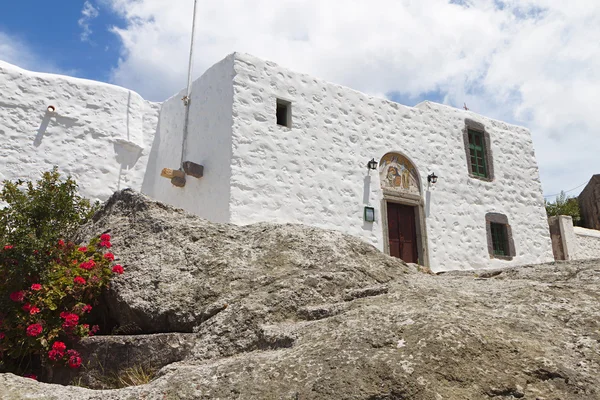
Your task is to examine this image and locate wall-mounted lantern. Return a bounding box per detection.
[427,173,438,185]
[364,206,375,222]
[47,105,56,113]
[367,158,378,170]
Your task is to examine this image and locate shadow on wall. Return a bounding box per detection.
[114,139,144,191]
[140,117,162,196]
[34,110,82,147]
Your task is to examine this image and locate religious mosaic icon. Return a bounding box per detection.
[379,153,420,195]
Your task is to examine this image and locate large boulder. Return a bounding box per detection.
[75,189,411,335]
[2,191,599,399]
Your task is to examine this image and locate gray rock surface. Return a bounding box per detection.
[49,333,196,389]
[1,190,599,399]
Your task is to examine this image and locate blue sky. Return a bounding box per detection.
[0,1,122,81]
[0,0,599,199]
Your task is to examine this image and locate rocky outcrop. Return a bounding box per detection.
[48,333,196,389]
[1,190,599,399]
[76,189,411,335]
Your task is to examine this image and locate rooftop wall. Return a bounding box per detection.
[0,61,159,202]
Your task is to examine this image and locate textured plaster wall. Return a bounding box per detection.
[141,55,235,223]
[0,61,159,203]
[573,227,600,261]
[229,53,553,271]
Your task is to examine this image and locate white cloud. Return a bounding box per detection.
[103,0,600,197]
[79,1,100,42]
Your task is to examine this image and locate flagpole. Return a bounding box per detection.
[180,0,199,170]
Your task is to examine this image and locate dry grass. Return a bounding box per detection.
[114,364,157,388]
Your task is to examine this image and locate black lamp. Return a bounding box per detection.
[427,173,438,184]
[367,158,378,170]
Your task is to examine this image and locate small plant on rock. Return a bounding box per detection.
[0,169,122,380]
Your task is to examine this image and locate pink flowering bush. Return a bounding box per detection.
[0,169,119,380]
[0,234,121,378]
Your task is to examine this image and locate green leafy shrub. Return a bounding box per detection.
[545,191,582,226]
[0,169,122,380]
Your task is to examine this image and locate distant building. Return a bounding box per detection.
[579,175,600,230]
[0,53,554,272]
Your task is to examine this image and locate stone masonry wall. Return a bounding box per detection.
[579,175,600,230]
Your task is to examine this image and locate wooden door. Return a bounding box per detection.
[387,202,418,263]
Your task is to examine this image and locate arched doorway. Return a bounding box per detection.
[379,152,429,266]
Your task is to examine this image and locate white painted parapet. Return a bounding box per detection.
[572,226,600,260]
[0,61,159,202]
[549,215,600,261]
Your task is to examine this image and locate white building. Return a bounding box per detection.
[0,53,554,271]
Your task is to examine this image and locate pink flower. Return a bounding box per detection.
[30,284,42,291]
[67,349,80,357]
[112,264,124,274]
[73,276,86,285]
[79,260,96,270]
[58,239,65,248]
[91,325,100,334]
[60,313,79,331]
[103,253,115,261]
[48,349,63,361]
[77,247,88,252]
[23,374,37,380]
[23,304,40,315]
[10,291,25,302]
[3,245,13,250]
[68,356,82,369]
[82,304,92,314]
[100,234,111,242]
[0,332,5,340]
[99,241,112,248]
[26,323,43,337]
[52,341,67,353]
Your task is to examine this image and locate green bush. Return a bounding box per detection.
[0,168,122,380]
[545,191,582,226]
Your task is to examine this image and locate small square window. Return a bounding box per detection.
[276,99,291,128]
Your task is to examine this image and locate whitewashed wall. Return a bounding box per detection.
[549,216,600,261]
[573,227,600,260]
[229,53,553,271]
[0,61,159,203]
[142,55,235,223]
[0,53,555,272]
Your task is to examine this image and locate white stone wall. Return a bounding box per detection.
[229,53,553,271]
[573,227,600,261]
[141,55,235,223]
[0,61,159,203]
[0,53,555,272]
